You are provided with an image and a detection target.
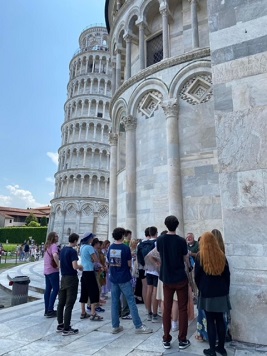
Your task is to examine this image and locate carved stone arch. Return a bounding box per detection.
[111,97,128,133]
[125,6,140,32]
[128,78,168,117]
[115,21,126,46]
[140,0,160,21]
[169,60,212,104]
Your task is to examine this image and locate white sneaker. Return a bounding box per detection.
[135,324,153,334]
[112,326,123,334]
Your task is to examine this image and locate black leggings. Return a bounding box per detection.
[205,311,226,351]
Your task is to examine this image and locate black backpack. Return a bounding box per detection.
[137,240,156,267]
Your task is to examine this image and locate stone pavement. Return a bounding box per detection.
[0,261,265,356]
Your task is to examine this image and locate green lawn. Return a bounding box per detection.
[0,263,20,270]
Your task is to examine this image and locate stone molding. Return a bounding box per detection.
[110,47,210,113]
[122,115,137,130]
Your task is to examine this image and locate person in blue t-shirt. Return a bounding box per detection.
[79,232,103,321]
[56,233,83,336]
[107,227,153,335]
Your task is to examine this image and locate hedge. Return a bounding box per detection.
[0,227,48,245]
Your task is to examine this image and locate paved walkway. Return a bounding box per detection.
[0,261,264,356]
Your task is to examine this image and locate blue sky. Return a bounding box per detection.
[0,0,106,208]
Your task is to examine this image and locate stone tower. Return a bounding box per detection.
[48,24,112,243]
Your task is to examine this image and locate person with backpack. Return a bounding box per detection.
[107,227,153,335]
[136,227,150,307]
[144,226,160,322]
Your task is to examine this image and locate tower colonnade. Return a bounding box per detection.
[49,25,111,241]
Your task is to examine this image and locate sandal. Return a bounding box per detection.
[121,315,132,320]
[195,335,204,342]
[80,312,90,319]
[90,313,103,321]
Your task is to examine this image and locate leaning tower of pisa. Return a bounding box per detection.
[48,25,112,243]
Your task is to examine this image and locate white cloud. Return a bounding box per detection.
[47,152,58,165]
[0,195,12,206]
[4,185,44,208]
[46,177,54,183]
[49,192,54,199]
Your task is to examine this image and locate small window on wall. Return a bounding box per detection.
[147,33,163,67]
[10,220,12,223]
[97,112,103,118]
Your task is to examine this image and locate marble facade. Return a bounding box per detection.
[208,0,267,345]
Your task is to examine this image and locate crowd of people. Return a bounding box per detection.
[43,215,231,356]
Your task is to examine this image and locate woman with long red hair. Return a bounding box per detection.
[195,232,231,356]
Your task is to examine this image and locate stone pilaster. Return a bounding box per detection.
[161,99,184,235]
[189,0,200,48]
[108,133,118,239]
[122,115,137,238]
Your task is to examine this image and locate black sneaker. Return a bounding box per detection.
[62,327,79,336]
[215,346,227,356]
[46,310,57,318]
[203,348,216,356]
[179,339,191,349]
[162,341,171,349]
[56,324,64,333]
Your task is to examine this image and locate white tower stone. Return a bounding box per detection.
[49,24,112,243]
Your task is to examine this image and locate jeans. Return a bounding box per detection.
[57,275,78,330]
[119,293,130,317]
[111,281,142,329]
[44,272,60,312]
[163,279,188,342]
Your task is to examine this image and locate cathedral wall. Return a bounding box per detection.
[208,0,267,345]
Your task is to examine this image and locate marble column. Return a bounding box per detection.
[161,99,184,235]
[189,0,199,48]
[108,133,118,240]
[112,60,116,94]
[160,7,170,59]
[122,116,137,238]
[124,33,132,80]
[115,48,121,90]
[138,22,145,70]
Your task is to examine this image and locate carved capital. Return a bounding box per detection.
[161,99,178,117]
[109,132,118,145]
[123,33,133,43]
[122,115,137,131]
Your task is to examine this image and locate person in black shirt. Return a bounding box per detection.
[56,233,83,336]
[157,215,191,351]
[195,231,231,356]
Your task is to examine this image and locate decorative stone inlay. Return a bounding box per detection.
[180,74,213,105]
[66,205,76,216]
[99,205,108,218]
[82,205,93,216]
[138,91,163,118]
[121,115,137,130]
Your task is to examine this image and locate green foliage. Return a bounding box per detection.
[40,216,47,226]
[0,227,47,245]
[28,221,40,227]
[25,213,38,226]
[2,244,17,252]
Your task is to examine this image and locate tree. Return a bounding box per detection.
[25,213,38,226]
[28,221,40,227]
[40,217,47,226]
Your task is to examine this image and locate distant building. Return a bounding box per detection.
[0,206,50,227]
[48,25,111,242]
